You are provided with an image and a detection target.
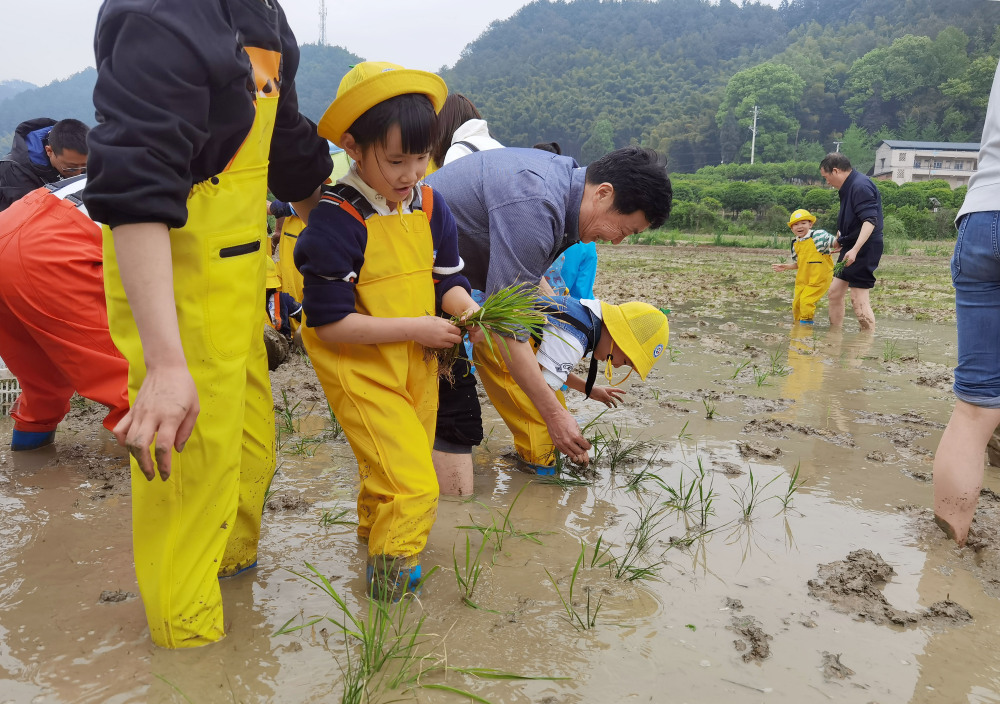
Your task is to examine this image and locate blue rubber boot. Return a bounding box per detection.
[11,429,56,451]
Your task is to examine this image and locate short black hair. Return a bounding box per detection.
[49,119,89,154]
[820,152,852,173]
[346,93,436,155]
[585,146,672,229]
[532,141,562,155]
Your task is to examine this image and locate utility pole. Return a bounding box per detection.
[833,140,843,152]
[749,105,759,165]
[318,0,327,46]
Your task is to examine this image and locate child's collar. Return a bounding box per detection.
[340,163,417,217]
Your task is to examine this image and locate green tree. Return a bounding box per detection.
[838,123,875,175]
[715,63,806,163]
[581,119,615,165]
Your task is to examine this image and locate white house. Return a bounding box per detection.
[872,140,980,188]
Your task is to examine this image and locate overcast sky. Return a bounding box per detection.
[0,0,789,88]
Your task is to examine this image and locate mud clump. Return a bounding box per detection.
[743,418,855,447]
[808,549,917,626]
[714,461,745,476]
[866,450,887,462]
[738,441,781,460]
[724,597,744,611]
[821,652,855,680]
[265,493,312,512]
[729,615,771,663]
[809,550,974,628]
[99,589,137,604]
[916,372,953,390]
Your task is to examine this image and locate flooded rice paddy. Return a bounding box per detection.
[2,245,999,704]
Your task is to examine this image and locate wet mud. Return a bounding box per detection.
[5,245,1000,704]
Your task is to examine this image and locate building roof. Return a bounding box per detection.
[878,140,980,151]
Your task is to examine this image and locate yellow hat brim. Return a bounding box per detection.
[599,301,669,381]
[317,70,448,146]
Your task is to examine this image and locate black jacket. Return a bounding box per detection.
[0,118,61,212]
[83,0,332,229]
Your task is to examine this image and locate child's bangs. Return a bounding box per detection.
[394,94,437,155]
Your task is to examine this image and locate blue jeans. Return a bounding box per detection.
[953,211,1000,408]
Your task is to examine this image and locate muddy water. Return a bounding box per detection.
[2,304,999,704]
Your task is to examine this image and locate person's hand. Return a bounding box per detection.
[113,364,200,481]
[588,386,626,408]
[843,248,858,266]
[832,237,842,253]
[411,316,463,348]
[771,263,787,272]
[543,407,591,465]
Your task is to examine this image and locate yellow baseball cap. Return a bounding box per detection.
[599,301,669,380]
[318,62,448,146]
[787,209,816,227]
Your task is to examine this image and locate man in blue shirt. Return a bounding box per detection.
[820,152,884,331]
[426,146,671,493]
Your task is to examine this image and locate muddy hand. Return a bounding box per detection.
[546,408,591,465]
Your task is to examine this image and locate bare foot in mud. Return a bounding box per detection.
[934,513,967,547]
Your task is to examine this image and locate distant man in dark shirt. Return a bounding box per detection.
[820,152,883,331]
[0,118,89,211]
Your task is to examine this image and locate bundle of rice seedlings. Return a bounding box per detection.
[430,283,549,381]
[833,261,846,277]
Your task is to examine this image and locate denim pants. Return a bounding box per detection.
[952,210,1000,408]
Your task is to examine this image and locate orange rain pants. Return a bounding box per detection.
[0,186,128,433]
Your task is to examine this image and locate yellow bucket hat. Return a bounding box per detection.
[318,61,448,146]
[265,254,281,289]
[599,301,669,380]
[787,208,816,227]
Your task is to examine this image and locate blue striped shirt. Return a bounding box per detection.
[426,147,586,295]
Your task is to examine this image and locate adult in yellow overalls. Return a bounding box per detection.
[83,0,331,648]
[772,209,835,325]
[295,63,478,600]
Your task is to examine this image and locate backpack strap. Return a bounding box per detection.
[455,140,480,153]
[414,184,434,222]
[318,183,376,225]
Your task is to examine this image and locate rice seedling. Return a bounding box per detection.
[431,284,549,379]
[668,346,680,363]
[703,398,717,419]
[661,470,698,513]
[780,461,806,509]
[730,359,752,379]
[457,483,542,555]
[650,387,661,401]
[278,563,532,702]
[677,420,692,441]
[453,533,489,607]
[287,435,322,457]
[545,544,602,630]
[882,339,901,362]
[731,466,781,521]
[276,389,299,437]
[588,534,613,569]
[767,348,790,377]
[592,422,655,474]
[318,507,356,527]
[326,403,344,441]
[832,261,846,277]
[752,365,770,387]
[606,502,669,581]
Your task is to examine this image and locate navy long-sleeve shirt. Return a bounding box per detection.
[294,184,471,327]
[836,170,883,249]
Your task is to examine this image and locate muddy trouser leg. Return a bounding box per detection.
[103,223,262,648]
[472,343,566,467]
[304,330,439,559]
[799,267,833,322]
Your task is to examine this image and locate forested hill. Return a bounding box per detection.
[441,0,1000,172]
[1,0,998,172]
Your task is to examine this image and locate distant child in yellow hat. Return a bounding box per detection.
[525,295,669,472]
[771,209,835,324]
[294,62,480,600]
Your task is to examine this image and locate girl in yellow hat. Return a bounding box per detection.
[294,62,480,600]
[771,209,836,324]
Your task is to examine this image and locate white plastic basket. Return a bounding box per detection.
[0,356,20,416]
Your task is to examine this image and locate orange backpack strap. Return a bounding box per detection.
[318,183,376,226]
[416,184,433,222]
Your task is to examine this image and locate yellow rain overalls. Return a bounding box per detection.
[277,214,306,305]
[473,343,567,469]
[302,187,440,565]
[792,235,834,323]
[102,47,280,648]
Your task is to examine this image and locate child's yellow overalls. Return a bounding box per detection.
[792,234,834,323]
